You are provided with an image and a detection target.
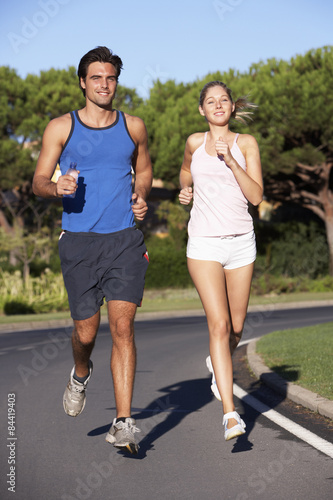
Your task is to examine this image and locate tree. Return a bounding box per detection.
[0,225,50,285]
[246,47,333,274]
[135,80,205,186]
[2,48,333,275]
[140,47,333,274]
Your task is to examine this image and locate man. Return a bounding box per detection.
[32,46,153,454]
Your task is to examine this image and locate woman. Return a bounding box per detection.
[179,81,263,441]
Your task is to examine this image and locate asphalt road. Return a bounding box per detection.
[0,306,332,500]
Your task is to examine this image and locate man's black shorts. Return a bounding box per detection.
[58,227,149,320]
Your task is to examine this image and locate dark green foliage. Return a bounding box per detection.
[4,300,35,315]
[254,220,328,279]
[1,45,333,300]
[144,236,192,288]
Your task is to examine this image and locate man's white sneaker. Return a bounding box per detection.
[206,355,222,401]
[223,411,246,441]
[63,360,93,417]
[106,417,141,454]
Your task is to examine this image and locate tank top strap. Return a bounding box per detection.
[203,132,208,145]
[73,110,79,123]
[233,133,239,146]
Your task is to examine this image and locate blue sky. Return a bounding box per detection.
[1,0,332,97]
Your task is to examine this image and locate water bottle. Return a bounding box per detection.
[63,162,78,198]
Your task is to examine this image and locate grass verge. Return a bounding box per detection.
[0,289,332,325]
[256,322,333,400]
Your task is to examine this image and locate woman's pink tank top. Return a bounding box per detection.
[188,132,253,237]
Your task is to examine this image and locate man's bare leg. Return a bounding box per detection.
[72,310,100,377]
[63,310,100,417]
[108,300,137,418]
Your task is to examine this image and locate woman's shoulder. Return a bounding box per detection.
[236,133,259,155]
[187,132,206,153]
[236,133,258,148]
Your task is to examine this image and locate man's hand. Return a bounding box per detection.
[56,173,79,197]
[132,192,148,221]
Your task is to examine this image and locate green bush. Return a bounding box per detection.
[0,270,69,315]
[145,236,192,288]
[4,300,35,315]
[251,272,333,295]
[255,220,328,279]
[1,226,332,315]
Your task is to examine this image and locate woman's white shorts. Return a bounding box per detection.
[186,230,256,270]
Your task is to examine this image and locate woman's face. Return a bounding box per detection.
[199,86,235,124]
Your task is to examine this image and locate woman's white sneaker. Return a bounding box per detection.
[223,411,246,441]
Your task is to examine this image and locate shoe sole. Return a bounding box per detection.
[115,443,139,455]
[211,383,222,402]
[105,434,138,454]
[206,357,222,401]
[225,427,246,441]
[206,356,213,373]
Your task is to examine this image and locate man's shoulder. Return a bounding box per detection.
[122,111,145,127]
[43,112,72,142]
[46,112,72,130]
[121,112,147,142]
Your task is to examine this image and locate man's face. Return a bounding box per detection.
[80,61,118,108]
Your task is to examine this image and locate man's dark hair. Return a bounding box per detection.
[77,46,123,96]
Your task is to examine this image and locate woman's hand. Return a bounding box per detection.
[215,137,234,165]
[179,186,193,205]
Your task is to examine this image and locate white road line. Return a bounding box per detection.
[239,337,260,347]
[234,383,333,459]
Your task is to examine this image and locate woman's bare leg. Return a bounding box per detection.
[187,258,254,429]
[225,262,254,353]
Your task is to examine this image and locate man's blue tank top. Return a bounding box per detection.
[58,110,136,233]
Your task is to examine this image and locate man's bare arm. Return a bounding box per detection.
[127,115,153,221]
[32,115,77,199]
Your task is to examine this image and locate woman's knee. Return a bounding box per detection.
[209,318,231,340]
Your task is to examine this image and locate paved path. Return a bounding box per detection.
[0,305,332,500]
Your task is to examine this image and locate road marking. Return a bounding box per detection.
[239,337,260,347]
[234,384,333,459]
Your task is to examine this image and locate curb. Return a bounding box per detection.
[247,339,333,420]
[1,299,333,335]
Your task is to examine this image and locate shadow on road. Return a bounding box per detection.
[88,352,298,458]
[88,377,213,459]
[133,377,214,457]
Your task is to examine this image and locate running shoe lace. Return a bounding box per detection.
[70,382,86,400]
[122,421,140,438]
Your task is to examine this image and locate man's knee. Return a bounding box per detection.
[73,323,98,347]
[108,301,136,342]
[111,317,134,342]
